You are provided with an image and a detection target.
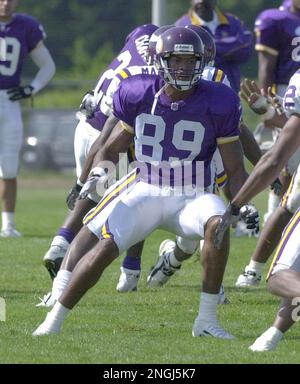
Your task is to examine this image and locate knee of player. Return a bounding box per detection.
[87,238,119,268]
[204,215,222,236]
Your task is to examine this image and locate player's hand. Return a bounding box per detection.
[214,203,240,249]
[7,85,34,101]
[78,167,108,200]
[267,87,284,115]
[240,203,260,236]
[270,177,282,196]
[66,182,83,210]
[79,90,98,118]
[239,79,271,115]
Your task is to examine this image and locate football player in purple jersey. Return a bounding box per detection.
[0,0,55,237]
[255,0,300,225]
[33,27,253,339]
[175,0,253,93]
[41,24,158,281]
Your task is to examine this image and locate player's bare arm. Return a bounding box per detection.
[232,114,300,209]
[257,51,277,93]
[218,139,248,198]
[239,121,262,166]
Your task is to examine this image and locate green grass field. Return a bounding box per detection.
[1,171,299,364]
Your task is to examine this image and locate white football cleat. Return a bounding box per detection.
[0,226,22,238]
[249,327,283,352]
[43,236,69,280]
[147,239,181,288]
[235,266,262,287]
[116,267,140,292]
[32,313,61,336]
[36,291,57,308]
[192,318,235,339]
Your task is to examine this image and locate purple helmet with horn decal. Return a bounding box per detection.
[155,26,205,90]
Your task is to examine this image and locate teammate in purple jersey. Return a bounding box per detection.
[33,27,251,339]
[0,0,55,237]
[41,24,158,281]
[175,0,253,92]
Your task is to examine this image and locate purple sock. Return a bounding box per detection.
[122,255,141,271]
[57,227,75,244]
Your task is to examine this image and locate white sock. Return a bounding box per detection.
[52,270,72,300]
[197,292,219,323]
[248,260,265,274]
[267,192,280,216]
[48,301,70,327]
[261,326,283,342]
[52,235,70,249]
[2,212,14,230]
[169,251,181,267]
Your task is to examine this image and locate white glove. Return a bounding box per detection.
[78,167,108,200]
[79,90,98,118]
[240,203,260,236]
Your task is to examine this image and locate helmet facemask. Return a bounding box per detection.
[155,27,206,90]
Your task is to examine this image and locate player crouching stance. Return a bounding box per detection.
[33,27,252,339]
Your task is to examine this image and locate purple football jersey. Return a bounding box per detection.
[255,8,300,85]
[86,24,157,131]
[0,14,45,89]
[113,75,241,188]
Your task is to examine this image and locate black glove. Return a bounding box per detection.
[66,182,82,210]
[214,203,240,249]
[240,204,260,235]
[270,177,282,197]
[7,85,34,101]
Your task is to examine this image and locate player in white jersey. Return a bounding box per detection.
[235,74,300,288]
[214,69,300,351]
[0,0,55,237]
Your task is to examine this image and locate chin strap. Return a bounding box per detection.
[151,83,168,115]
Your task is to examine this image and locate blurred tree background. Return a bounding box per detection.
[17,0,283,107]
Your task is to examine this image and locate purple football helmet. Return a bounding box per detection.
[146,25,174,65]
[155,26,205,90]
[185,25,216,66]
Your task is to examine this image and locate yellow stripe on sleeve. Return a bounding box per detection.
[217,136,239,145]
[255,44,279,56]
[120,121,134,134]
[215,70,224,83]
[119,70,129,79]
[216,173,227,185]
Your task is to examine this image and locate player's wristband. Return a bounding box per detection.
[229,203,241,216]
